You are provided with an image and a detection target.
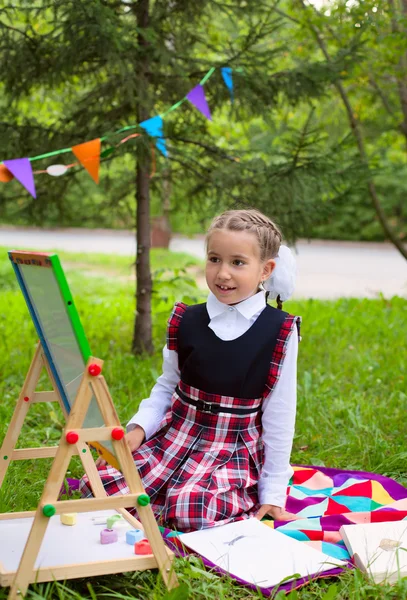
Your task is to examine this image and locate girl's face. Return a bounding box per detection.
[205,229,275,305]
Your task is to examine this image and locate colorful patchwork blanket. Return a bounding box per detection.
[274,465,407,563]
[164,465,407,595]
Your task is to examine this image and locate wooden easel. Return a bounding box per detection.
[0,343,178,599]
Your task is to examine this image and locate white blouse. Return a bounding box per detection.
[127,290,298,508]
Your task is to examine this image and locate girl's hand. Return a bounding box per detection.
[255,504,298,521]
[95,426,146,468]
[125,425,146,453]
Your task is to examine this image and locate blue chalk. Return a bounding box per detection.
[126,529,144,545]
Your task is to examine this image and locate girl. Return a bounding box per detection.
[80,209,300,531]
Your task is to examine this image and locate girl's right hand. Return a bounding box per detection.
[125,425,146,453]
[95,426,146,468]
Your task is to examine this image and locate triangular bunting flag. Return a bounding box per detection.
[3,158,36,198]
[140,116,168,157]
[221,67,233,101]
[186,85,212,120]
[72,138,101,184]
[0,164,14,182]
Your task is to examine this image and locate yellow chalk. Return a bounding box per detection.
[61,513,77,526]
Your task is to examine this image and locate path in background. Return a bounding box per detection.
[1,226,406,299]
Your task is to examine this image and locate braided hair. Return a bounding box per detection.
[206,209,284,309]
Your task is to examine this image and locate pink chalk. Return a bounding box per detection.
[100,528,118,544]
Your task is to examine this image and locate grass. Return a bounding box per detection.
[0,247,406,599]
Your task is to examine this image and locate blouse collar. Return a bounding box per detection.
[207,290,266,321]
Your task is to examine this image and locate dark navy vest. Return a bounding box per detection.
[177,303,288,398]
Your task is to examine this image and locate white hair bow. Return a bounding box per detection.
[263,245,297,302]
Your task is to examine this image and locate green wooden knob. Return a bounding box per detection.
[42,504,56,517]
[137,494,150,507]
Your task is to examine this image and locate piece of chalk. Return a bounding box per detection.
[135,538,152,555]
[92,517,107,525]
[100,528,118,544]
[60,513,77,526]
[126,529,144,545]
[112,520,132,536]
[107,514,123,529]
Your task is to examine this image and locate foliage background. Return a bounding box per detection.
[0,0,406,243]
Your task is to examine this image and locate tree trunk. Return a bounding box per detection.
[162,162,172,239]
[298,0,407,260]
[132,0,154,354]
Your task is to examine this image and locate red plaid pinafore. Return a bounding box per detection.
[80,302,299,531]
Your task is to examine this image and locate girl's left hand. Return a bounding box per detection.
[255,504,298,521]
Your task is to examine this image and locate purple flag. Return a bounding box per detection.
[3,157,36,198]
[186,85,212,120]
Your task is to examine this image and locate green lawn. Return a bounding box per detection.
[0,248,406,599]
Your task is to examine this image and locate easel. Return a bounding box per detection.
[0,343,178,599]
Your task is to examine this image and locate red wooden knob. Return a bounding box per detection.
[88,363,102,376]
[66,431,79,444]
[23,396,30,402]
[111,427,125,441]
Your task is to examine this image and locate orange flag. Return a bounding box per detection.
[72,138,101,184]
[0,164,14,182]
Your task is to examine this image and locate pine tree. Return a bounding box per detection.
[0,0,360,352]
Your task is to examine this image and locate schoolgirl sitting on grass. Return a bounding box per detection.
[80,208,300,532]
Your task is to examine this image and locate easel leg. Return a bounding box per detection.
[8,442,75,600]
[7,508,52,600]
[0,345,43,489]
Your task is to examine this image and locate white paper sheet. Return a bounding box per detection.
[180,518,344,588]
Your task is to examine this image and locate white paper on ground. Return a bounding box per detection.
[180,518,345,588]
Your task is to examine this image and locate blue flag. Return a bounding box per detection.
[140,115,168,157]
[221,67,233,102]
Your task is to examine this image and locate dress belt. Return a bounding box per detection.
[175,386,260,415]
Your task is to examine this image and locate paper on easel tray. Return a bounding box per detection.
[339,520,407,584]
[179,518,345,588]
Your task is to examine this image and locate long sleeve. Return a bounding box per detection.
[258,329,298,507]
[126,344,180,440]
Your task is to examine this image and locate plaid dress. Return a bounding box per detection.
[80,302,299,532]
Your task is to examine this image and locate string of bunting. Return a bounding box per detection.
[0,66,234,199]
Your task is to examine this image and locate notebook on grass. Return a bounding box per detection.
[179,518,345,589]
[340,521,407,584]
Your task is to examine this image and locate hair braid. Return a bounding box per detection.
[206,209,282,262]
